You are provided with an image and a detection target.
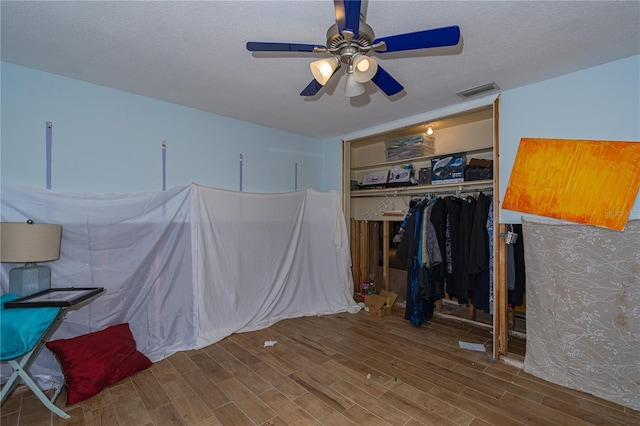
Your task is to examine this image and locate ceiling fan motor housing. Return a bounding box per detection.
[326,20,375,64]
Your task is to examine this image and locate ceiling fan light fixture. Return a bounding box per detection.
[345,66,366,97]
[352,55,378,83]
[310,56,340,85]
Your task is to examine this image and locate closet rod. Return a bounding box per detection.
[410,186,493,200]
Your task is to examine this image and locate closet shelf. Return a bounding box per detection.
[350,146,493,171]
[350,179,494,198]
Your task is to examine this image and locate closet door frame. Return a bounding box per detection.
[492,96,509,361]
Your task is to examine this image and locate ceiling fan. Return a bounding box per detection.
[246,0,461,98]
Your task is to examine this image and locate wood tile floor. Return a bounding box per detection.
[2,308,639,425]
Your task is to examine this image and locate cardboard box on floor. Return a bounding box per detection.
[365,290,398,318]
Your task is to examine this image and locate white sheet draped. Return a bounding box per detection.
[1,183,358,387]
[192,184,358,345]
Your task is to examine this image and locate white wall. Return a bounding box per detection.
[321,137,343,193]
[4,55,638,208]
[1,62,324,194]
[499,55,640,224]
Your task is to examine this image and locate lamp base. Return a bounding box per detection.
[9,263,52,297]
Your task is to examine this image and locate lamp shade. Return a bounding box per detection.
[310,56,340,85]
[0,222,62,263]
[352,55,378,83]
[345,73,366,97]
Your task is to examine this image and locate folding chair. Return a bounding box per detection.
[1,293,70,419]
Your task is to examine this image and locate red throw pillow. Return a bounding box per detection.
[46,323,152,405]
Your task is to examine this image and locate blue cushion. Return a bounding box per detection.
[1,293,60,360]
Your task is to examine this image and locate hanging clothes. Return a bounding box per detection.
[508,223,526,307]
[469,192,492,311]
[459,196,477,303]
[397,190,495,326]
[429,198,448,302]
[443,197,464,301]
[419,201,442,269]
[419,203,444,302]
[487,200,495,315]
[429,192,493,311]
[396,200,434,326]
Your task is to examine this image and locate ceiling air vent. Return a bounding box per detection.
[456,82,500,99]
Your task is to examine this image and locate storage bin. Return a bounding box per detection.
[385,134,434,161]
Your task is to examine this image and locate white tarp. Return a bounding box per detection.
[1,183,358,387]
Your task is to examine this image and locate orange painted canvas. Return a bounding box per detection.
[503,138,640,231]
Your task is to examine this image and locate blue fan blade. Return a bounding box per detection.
[247,42,323,52]
[300,79,323,96]
[334,0,361,37]
[371,66,404,96]
[374,26,461,53]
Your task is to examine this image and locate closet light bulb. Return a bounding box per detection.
[427,125,434,136]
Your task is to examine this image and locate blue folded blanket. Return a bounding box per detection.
[1,293,61,360]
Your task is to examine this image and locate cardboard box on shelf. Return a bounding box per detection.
[364,290,398,318]
[418,167,432,184]
[431,153,466,184]
[388,164,414,185]
[362,170,389,187]
[465,158,493,181]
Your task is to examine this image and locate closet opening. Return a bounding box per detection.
[345,98,526,361]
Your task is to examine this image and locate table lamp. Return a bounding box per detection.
[0,220,62,297]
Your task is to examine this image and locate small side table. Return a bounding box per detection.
[1,287,104,419]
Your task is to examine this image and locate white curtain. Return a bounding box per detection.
[1,183,358,387]
[522,217,640,411]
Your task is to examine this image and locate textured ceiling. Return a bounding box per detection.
[2,1,639,139]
